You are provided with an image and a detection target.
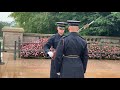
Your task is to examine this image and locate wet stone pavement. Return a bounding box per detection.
[0,52,120,78]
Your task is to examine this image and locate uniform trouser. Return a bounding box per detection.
[50,60,60,78]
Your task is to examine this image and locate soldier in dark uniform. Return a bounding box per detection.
[44,22,67,78]
[54,20,88,78]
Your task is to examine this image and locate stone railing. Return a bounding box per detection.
[2,27,120,51]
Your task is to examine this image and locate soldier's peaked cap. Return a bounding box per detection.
[67,20,80,26]
[56,22,67,27]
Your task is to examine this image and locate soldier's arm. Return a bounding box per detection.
[43,36,54,55]
[54,38,64,73]
[81,43,89,73]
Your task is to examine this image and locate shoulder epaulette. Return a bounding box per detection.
[79,36,86,40]
[77,34,86,40]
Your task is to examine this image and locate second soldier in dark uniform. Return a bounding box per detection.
[44,22,67,78]
[54,20,88,78]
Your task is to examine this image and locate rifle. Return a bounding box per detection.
[78,17,102,33]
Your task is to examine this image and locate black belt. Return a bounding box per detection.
[63,55,80,58]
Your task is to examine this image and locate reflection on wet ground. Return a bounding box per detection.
[0,52,120,78]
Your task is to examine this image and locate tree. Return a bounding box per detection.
[0,21,11,37]
[0,22,4,36]
[10,12,120,37]
[80,12,120,37]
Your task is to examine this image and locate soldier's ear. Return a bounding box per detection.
[68,26,70,31]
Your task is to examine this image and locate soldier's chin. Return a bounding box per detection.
[59,33,63,36]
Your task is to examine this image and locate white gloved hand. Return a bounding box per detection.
[1,52,3,58]
[47,51,53,58]
[57,72,60,75]
[1,52,3,62]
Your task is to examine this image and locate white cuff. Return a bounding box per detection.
[47,51,53,58]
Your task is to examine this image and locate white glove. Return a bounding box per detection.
[1,52,3,58]
[57,72,60,75]
[47,51,53,58]
[1,53,3,62]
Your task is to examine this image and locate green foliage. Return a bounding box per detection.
[0,23,4,36]
[28,13,56,33]
[0,21,11,37]
[10,12,120,37]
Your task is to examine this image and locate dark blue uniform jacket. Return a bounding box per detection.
[54,32,88,78]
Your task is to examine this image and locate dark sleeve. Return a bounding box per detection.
[54,38,64,73]
[43,36,54,54]
[81,43,88,73]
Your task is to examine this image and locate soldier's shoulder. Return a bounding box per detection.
[48,34,56,40]
[78,35,87,43]
[79,36,86,40]
[50,34,56,38]
[62,34,70,39]
[77,34,85,40]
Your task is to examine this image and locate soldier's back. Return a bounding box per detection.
[59,32,87,78]
[63,32,87,56]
